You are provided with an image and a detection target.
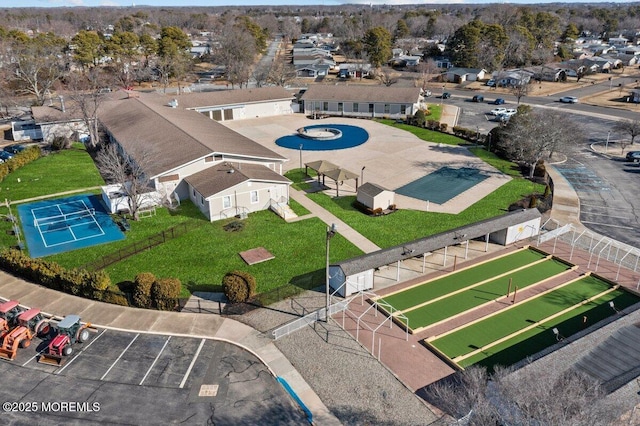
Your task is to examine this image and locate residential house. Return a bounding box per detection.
[96,89,292,222]
[296,62,333,79]
[583,56,614,73]
[338,63,372,79]
[299,85,424,119]
[443,67,486,83]
[492,70,533,87]
[28,97,88,143]
[526,65,567,82]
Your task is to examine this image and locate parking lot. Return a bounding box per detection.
[0,326,307,425]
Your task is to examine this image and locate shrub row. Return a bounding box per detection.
[452,126,483,141]
[0,146,42,182]
[132,272,181,310]
[0,248,118,301]
[222,270,256,303]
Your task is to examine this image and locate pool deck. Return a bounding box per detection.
[222,113,510,214]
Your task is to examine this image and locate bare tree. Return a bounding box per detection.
[510,80,531,104]
[267,55,296,87]
[96,142,156,220]
[497,108,582,178]
[425,365,624,426]
[613,118,640,146]
[414,59,438,93]
[376,67,398,87]
[66,69,114,148]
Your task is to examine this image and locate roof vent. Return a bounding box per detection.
[228,168,234,173]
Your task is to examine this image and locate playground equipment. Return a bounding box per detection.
[38,315,93,366]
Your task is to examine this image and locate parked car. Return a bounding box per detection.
[0,151,14,161]
[4,144,25,154]
[492,98,505,105]
[472,94,484,102]
[626,151,640,162]
[486,79,496,87]
[442,92,451,99]
[559,96,579,103]
[489,107,507,116]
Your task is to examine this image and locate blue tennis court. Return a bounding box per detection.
[395,166,489,204]
[17,194,125,258]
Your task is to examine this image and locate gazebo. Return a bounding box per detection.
[323,167,360,196]
[304,160,360,196]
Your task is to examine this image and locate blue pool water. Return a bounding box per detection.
[276,124,369,151]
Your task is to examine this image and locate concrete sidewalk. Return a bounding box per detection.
[0,272,341,425]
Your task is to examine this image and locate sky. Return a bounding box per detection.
[5,0,637,8]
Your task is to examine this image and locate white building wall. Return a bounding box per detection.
[40,121,89,143]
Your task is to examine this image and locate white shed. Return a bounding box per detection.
[356,182,395,210]
[489,214,541,245]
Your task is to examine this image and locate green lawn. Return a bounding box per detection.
[431,275,630,360]
[401,258,571,330]
[1,144,104,202]
[307,175,543,248]
[48,201,363,296]
[382,249,547,311]
[376,118,466,145]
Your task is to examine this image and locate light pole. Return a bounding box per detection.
[361,166,366,185]
[440,84,446,105]
[299,143,303,170]
[325,223,337,322]
[606,131,611,153]
[476,125,480,142]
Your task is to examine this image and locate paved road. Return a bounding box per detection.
[0,326,306,425]
[448,83,640,247]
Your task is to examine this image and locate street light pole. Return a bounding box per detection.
[326,223,337,322]
[606,131,611,153]
[361,166,366,185]
[299,144,303,170]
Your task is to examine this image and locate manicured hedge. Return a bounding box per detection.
[0,146,42,181]
[0,248,117,301]
[222,270,256,303]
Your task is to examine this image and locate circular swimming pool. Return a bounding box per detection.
[276,124,369,151]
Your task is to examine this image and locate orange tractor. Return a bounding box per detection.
[0,307,50,360]
[38,315,93,366]
[0,300,23,339]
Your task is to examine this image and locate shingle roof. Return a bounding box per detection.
[358,182,390,197]
[334,209,542,276]
[300,85,421,104]
[98,91,286,178]
[32,102,83,124]
[184,162,291,198]
[176,87,293,109]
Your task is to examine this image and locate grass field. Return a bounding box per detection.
[381,249,547,311]
[400,258,571,330]
[429,275,640,368]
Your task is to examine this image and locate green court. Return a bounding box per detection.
[380,248,547,312]
[429,275,640,367]
[399,257,571,330]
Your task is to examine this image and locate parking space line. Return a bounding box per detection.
[139,336,171,386]
[55,329,107,375]
[179,338,205,389]
[100,333,139,381]
[581,220,634,230]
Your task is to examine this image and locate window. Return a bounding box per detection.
[223,196,231,209]
[384,104,390,114]
[400,105,406,115]
[250,190,258,204]
[353,103,359,113]
[323,101,328,111]
[199,195,204,206]
[338,102,343,112]
[369,103,374,113]
[192,189,196,198]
